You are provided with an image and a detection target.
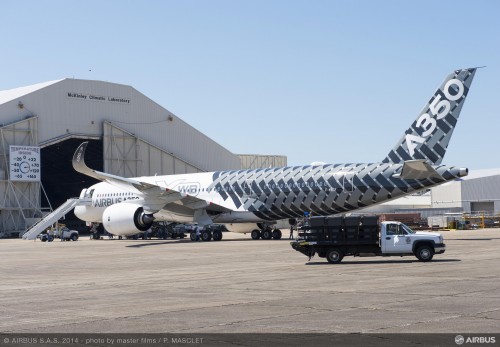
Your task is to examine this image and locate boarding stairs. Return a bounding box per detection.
[22,198,90,240]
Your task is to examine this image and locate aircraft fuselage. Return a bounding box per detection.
[75,162,466,226]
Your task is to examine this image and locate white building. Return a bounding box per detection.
[0,78,241,236]
[431,168,500,214]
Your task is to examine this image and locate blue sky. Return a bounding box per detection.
[1,0,498,169]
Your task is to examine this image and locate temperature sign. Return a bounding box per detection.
[9,146,41,181]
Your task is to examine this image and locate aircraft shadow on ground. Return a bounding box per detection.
[124,237,266,247]
[305,258,461,266]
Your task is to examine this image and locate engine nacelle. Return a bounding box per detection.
[102,203,154,236]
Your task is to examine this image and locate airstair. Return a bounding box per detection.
[21,198,90,240]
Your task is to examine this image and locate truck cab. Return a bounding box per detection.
[380,221,445,261]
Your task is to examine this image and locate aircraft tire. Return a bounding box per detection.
[272,230,282,240]
[326,248,344,264]
[262,229,272,240]
[201,231,212,242]
[251,230,261,240]
[212,230,223,241]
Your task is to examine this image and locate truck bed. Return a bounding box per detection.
[298,215,379,243]
[292,215,380,259]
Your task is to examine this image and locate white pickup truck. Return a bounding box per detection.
[39,227,79,242]
[291,215,445,264]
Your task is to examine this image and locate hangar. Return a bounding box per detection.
[0,78,242,237]
[431,169,500,215]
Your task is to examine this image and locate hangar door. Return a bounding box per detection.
[470,201,494,214]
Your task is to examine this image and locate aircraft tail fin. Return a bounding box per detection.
[383,68,479,165]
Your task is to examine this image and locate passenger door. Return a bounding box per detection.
[381,223,413,253]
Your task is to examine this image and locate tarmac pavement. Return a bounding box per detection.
[0,229,499,335]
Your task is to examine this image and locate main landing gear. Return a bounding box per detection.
[251,226,282,240]
[190,228,224,242]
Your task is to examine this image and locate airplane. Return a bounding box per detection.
[73,67,478,241]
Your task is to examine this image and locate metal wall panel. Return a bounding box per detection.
[462,176,500,202]
[0,118,42,235]
[238,154,287,169]
[431,181,462,209]
[104,122,201,177]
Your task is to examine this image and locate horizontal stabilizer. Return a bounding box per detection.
[395,160,443,180]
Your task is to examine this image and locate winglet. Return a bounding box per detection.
[72,142,93,176]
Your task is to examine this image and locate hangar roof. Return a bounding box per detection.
[0,79,63,105]
[463,168,500,180]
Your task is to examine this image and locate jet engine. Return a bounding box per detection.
[102,203,155,236]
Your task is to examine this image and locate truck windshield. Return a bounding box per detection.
[401,224,416,234]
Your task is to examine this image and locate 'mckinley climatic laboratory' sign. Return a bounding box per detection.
[67,92,131,104]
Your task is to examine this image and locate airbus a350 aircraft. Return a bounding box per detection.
[73,68,477,240]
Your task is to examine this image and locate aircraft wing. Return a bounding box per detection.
[72,142,231,211]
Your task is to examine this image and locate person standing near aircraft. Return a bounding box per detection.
[195,225,201,241]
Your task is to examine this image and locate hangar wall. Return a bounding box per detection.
[238,154,287,169]
[104,122,204,176]
[431,170,500,215]
[0,117,42,235]
[0,78,240,172]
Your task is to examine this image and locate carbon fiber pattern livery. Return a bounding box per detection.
[383,68,477,165]
[71,68,479,233]
[208,163,465,221]
[206,68,477,222]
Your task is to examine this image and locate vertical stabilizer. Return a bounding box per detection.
[383,68,478,165]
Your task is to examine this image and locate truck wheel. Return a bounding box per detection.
[251,230,261,240]
[416,245,434,262]
[71,234,78,241]
[190,232,197,241]
[201,231,212,241]
[262,229,272,240]
[326,248,344,264]
[272,230,282,240]
[212,230,223,241]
